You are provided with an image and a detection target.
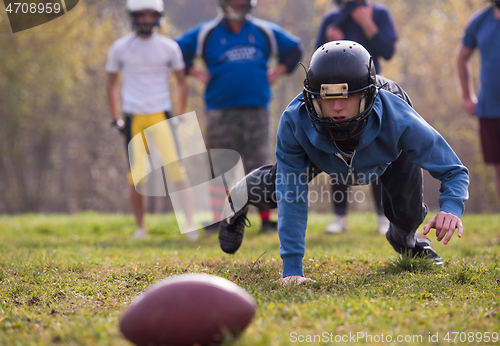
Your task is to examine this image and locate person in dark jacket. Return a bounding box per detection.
[316,0,398,235]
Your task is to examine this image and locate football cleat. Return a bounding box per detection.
[388,231,443,266]
[219,205,250,254]
[412,236,444,265]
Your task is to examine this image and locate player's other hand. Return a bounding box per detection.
[325,25,345,42]
[350,3,373,26]
[462,97,477,117]
[267,64,288,85]
[423,211,463,245]
[279,275,312,286]
[112,119,126,134]
[189,66,211,85]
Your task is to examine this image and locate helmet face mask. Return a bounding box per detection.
[126,0,164,35]
[217,0,257,21]
[303,40,378,142]
[131,11,161,35]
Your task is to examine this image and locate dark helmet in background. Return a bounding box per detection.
[334,0,364,7]
[490,0,500,8]
[126,0,164,35]
[303,40,378,142]
[217,0,257,21]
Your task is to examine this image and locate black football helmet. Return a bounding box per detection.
[217,0,257,21]
[303,40,377,142]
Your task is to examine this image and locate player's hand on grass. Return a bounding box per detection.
[423,211,463,245]
[279,275,312,286]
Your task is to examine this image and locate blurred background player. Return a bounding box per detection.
[176,0,303,234]
[456,0,500,243]
[106,0,197,240]
[316,0,398,235]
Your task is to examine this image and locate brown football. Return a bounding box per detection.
[119,274,257,346]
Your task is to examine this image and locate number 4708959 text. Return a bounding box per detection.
[5,2,62,14]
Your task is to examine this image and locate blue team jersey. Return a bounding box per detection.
[176,16,302,110]
[462,7,500,118]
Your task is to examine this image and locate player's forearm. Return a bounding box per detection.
[188,66,209,84]
[279,214,307,278]
[268,64,288,85]
[457,60,475,100]
[177,81,188,115]
[276,172,309,278]
[106,73,121,121]
[437,166,469,219]
[456,46,475,100]
[106,84,120,121]
[173,68,188,115]
[360,20,379,40]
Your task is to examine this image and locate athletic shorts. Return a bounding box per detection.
[205,107,270,173]
[479,118,500,164]
[124,111,186,185]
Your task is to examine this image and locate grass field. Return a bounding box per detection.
[0,212,499,346]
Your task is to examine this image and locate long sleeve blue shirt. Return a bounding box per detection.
[275,90,469,277]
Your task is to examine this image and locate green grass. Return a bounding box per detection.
[0,212,499,345]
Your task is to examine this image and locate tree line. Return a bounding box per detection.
[0,0,492,213]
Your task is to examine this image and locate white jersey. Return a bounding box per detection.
[105,32,185,115]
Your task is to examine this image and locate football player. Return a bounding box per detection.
[219,41,469,284]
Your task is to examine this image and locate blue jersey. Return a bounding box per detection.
[462,7,500,118]
[316,3,397,73]
[176,16,303,110]
[275,90,469,277]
